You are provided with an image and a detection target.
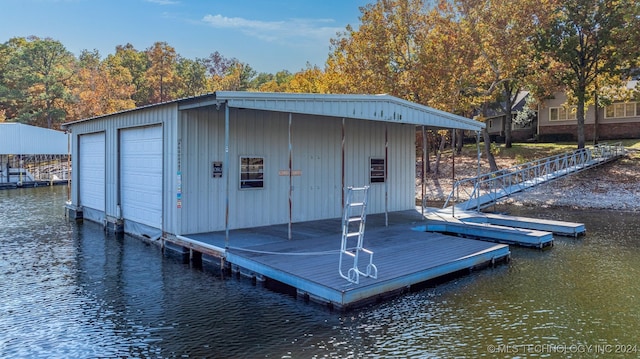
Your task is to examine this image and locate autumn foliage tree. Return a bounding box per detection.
[145,42,178,103]
[327,0,426,98]
[70,49,135,119]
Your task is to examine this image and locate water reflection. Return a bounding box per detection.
[1,188,639,358]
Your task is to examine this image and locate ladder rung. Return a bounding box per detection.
[348,217,361,222]
[349,186,369,191]
[349,202,364,207]
[345,232,360,238]
[343,251,356,257]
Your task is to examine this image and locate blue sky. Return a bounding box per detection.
[1,0,370,73]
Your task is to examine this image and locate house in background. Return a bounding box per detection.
[62,91,484,242]
[485,91,537,143]
[537,80,640,142]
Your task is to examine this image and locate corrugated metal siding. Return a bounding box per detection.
[179,108,291,233]
[67,104,177,229]
[230,109,290,228]
[67,99,417,235]
[164,112,179,235]
[180,108,221,233]
[343,119,414,214]
[290,114,342,222]
[179,108,415,234]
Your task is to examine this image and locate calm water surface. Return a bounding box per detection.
[1,187,639,358]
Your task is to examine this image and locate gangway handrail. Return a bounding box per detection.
[442,142,626,212]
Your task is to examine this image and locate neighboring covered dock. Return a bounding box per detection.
[0,123,70,189]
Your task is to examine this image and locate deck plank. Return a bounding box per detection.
[225,221,509,306]
[181,210,510,309]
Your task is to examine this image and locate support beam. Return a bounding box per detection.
[421,126,427,215]
[224,104,230,249]
[384,125,389,227]
[341,118,345,208]
[288,113,293,240]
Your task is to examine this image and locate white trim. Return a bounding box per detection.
[549,106,577,122]
[604,102,639,119]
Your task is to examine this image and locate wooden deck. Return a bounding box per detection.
[176,210,511,310]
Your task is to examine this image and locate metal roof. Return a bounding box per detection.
[0,123,69,155]
[64,91,485,131]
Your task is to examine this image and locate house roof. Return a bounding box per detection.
[63,91,485,131]
[484,91,530,119]
[0,122,69,155]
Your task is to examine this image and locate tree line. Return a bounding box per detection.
[0,37,312,129]
[1,0,639,153]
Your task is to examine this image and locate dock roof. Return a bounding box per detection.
[0,123,69,155]
[63,92,485,131]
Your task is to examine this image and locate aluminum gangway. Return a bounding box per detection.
[442,142,626,212]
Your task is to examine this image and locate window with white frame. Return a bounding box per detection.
[605,102,639,119]
[370,158,385,183]
[240,157,264,189]
[549,106,577,121]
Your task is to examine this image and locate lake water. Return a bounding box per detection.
[1,186,639,358]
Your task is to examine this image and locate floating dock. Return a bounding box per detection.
[164,207,588,308]
[166,210,510,310]
[417,221,554,248]
[0,180,68,190]
[422,206,586,248]
[459,212,586,237]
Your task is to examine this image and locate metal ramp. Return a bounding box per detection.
[339,186,378,284]
[443,142,626,212]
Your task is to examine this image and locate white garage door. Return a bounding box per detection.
[79,132,105,211]
[120,125,163,228]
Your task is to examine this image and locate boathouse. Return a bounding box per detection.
[63,91,485,240]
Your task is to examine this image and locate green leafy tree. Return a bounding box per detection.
[455,0,549,148]
[175,57,208,98]
[252,70,294,92]
[2,36,76,128]
[535,0,640,148]
[212,61,256,91]
[0,38,25,120]
[109,43,151,106]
